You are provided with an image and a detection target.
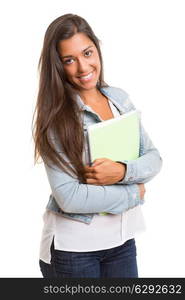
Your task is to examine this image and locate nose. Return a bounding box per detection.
[77,57,89,74]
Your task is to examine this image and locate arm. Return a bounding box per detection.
[44,161,143,215]
[85,113,163,186]
[114,93,162,185]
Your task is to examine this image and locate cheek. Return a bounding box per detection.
[88,57,101,76]
[64,66,76,80]
[93,54,101,72]
[92,53,100,66]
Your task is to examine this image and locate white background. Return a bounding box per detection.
[0,0,185,277]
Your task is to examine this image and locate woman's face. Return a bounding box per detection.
[58,33,101,92]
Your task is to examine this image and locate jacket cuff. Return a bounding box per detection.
[116,160,136,184]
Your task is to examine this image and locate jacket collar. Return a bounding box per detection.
[76,86,126,115]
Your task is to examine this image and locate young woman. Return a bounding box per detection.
[32,13,162,278]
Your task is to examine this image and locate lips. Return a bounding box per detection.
[77,71,94,82]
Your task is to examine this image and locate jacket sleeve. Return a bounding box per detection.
[44,161,143,215]
[115,97,163,185]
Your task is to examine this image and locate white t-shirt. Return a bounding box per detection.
[39,100,146,264]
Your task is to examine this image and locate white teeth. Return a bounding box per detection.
[80,72,93,79]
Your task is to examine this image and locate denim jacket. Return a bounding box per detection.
[44,86,163,224]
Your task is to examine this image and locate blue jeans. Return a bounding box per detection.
[39,238,138,278]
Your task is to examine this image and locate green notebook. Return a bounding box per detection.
[87,109,140,216]
[87,109,140,165]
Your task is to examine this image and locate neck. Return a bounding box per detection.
[79,88,103,105]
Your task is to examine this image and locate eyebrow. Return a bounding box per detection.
[61,45,94,59]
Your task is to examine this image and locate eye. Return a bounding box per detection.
[84,50,93,57]
[63,58,74,65]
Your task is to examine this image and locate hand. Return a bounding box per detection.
[84,158,126,185]
[137,183,146,199]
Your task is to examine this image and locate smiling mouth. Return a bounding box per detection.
[77,71,94,81]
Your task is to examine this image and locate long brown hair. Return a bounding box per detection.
[32,14,108,183]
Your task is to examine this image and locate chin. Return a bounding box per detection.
[78,80,99,91]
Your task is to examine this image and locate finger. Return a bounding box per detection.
[84,168,95,175]
[84,166,94,172]
[86,178,99,184]
[92,158,107,167]
[85,172,95,179]
[84,166,92,171]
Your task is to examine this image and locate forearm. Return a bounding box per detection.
[44,163,143,214]
[116,148,162,184]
